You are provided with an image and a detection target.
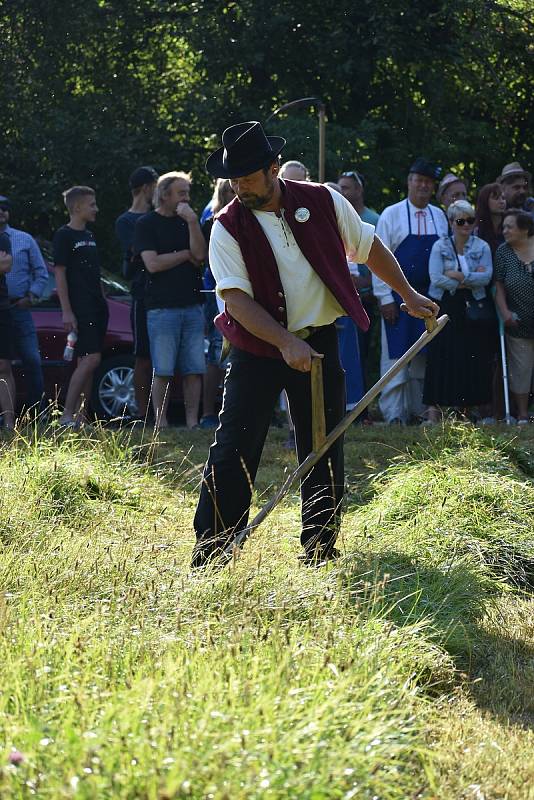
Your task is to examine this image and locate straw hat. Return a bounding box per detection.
[496,162,531,184]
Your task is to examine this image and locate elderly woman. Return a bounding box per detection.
[423,200,494,421]
[494,209,534,424]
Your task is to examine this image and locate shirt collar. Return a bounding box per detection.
[407,199,429,214]
[449,234,475,251]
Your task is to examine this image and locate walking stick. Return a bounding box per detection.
[224,314,449,555]
[498,316,512,425]
[491,287,512,425]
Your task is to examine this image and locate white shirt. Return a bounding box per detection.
[457,254,470,278]
[372,199,448,305]
[209,187,375,332]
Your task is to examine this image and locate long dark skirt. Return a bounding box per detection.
[423,290,495,407]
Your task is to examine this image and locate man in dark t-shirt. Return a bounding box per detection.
[0,229,15,428]
[115,166,158,418]
[133,171,206,429]
[53,186,109,427]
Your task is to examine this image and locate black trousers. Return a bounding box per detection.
[192,325,346,564]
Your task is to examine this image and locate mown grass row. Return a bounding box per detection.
[0,424,532,798]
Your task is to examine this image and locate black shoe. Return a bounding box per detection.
[300,546,341,568]
[191,539,240,569]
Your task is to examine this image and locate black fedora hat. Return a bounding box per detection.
[409,157,442,181]
[206,121,286,179]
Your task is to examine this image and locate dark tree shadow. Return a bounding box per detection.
[338,550,534,730]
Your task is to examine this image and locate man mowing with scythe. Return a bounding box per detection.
[192,121,439,568]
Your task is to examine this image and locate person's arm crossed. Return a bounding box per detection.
[430,239,462,291]
[141,249,193,274]
[463,241,493,288]
[134,215,192,275]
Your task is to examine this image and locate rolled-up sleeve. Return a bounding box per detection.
[209,221,253,300]
[328,187,375,264]
[372,208,396,306]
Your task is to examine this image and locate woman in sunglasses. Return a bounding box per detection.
[494,209,534,424]
[423,200,494,423]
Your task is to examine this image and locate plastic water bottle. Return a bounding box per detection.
[63,331,78,362]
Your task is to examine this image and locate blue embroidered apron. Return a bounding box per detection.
[385,200,439,359]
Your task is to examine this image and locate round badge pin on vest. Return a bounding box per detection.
[295,207,310,223]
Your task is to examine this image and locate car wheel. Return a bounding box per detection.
[91,355,136,420]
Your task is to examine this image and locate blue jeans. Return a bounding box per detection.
[147,305,206,377]
[336,316,364,409]
[10,307,44,409]
[204,292,223,365]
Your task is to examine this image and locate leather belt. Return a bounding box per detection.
[292,324,329,340]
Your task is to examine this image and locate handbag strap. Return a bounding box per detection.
[449,236,462,269]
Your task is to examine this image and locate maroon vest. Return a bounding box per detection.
[215,179,370,359]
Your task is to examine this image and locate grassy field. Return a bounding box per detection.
[0,420,533,799]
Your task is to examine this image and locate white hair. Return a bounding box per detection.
[153,171,191,207]
[447,199,475,221]
[279,160,309,180]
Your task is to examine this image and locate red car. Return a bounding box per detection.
[13,268,137,419]
[13,267,217,421]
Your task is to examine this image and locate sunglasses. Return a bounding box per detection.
[340,170,364,186]
[454,217,475,226]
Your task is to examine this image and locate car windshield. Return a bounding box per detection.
[101,269,130,297]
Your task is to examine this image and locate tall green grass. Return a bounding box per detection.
[0,423,532,798]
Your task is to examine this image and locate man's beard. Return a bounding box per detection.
[237,184,274,210]
[510,191,527,207]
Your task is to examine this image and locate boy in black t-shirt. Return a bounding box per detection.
[0,229,15,428]
[53,186,109,427]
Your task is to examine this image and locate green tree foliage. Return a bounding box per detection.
[0,0,532,267]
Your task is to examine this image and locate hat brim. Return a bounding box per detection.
[205,136,286,179]
[497,170,532,184]
[436,178,464,202]
[409,169,439,181]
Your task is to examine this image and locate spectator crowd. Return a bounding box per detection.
[1,155,533,432]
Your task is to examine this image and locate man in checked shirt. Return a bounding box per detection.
[0,195,48,414]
